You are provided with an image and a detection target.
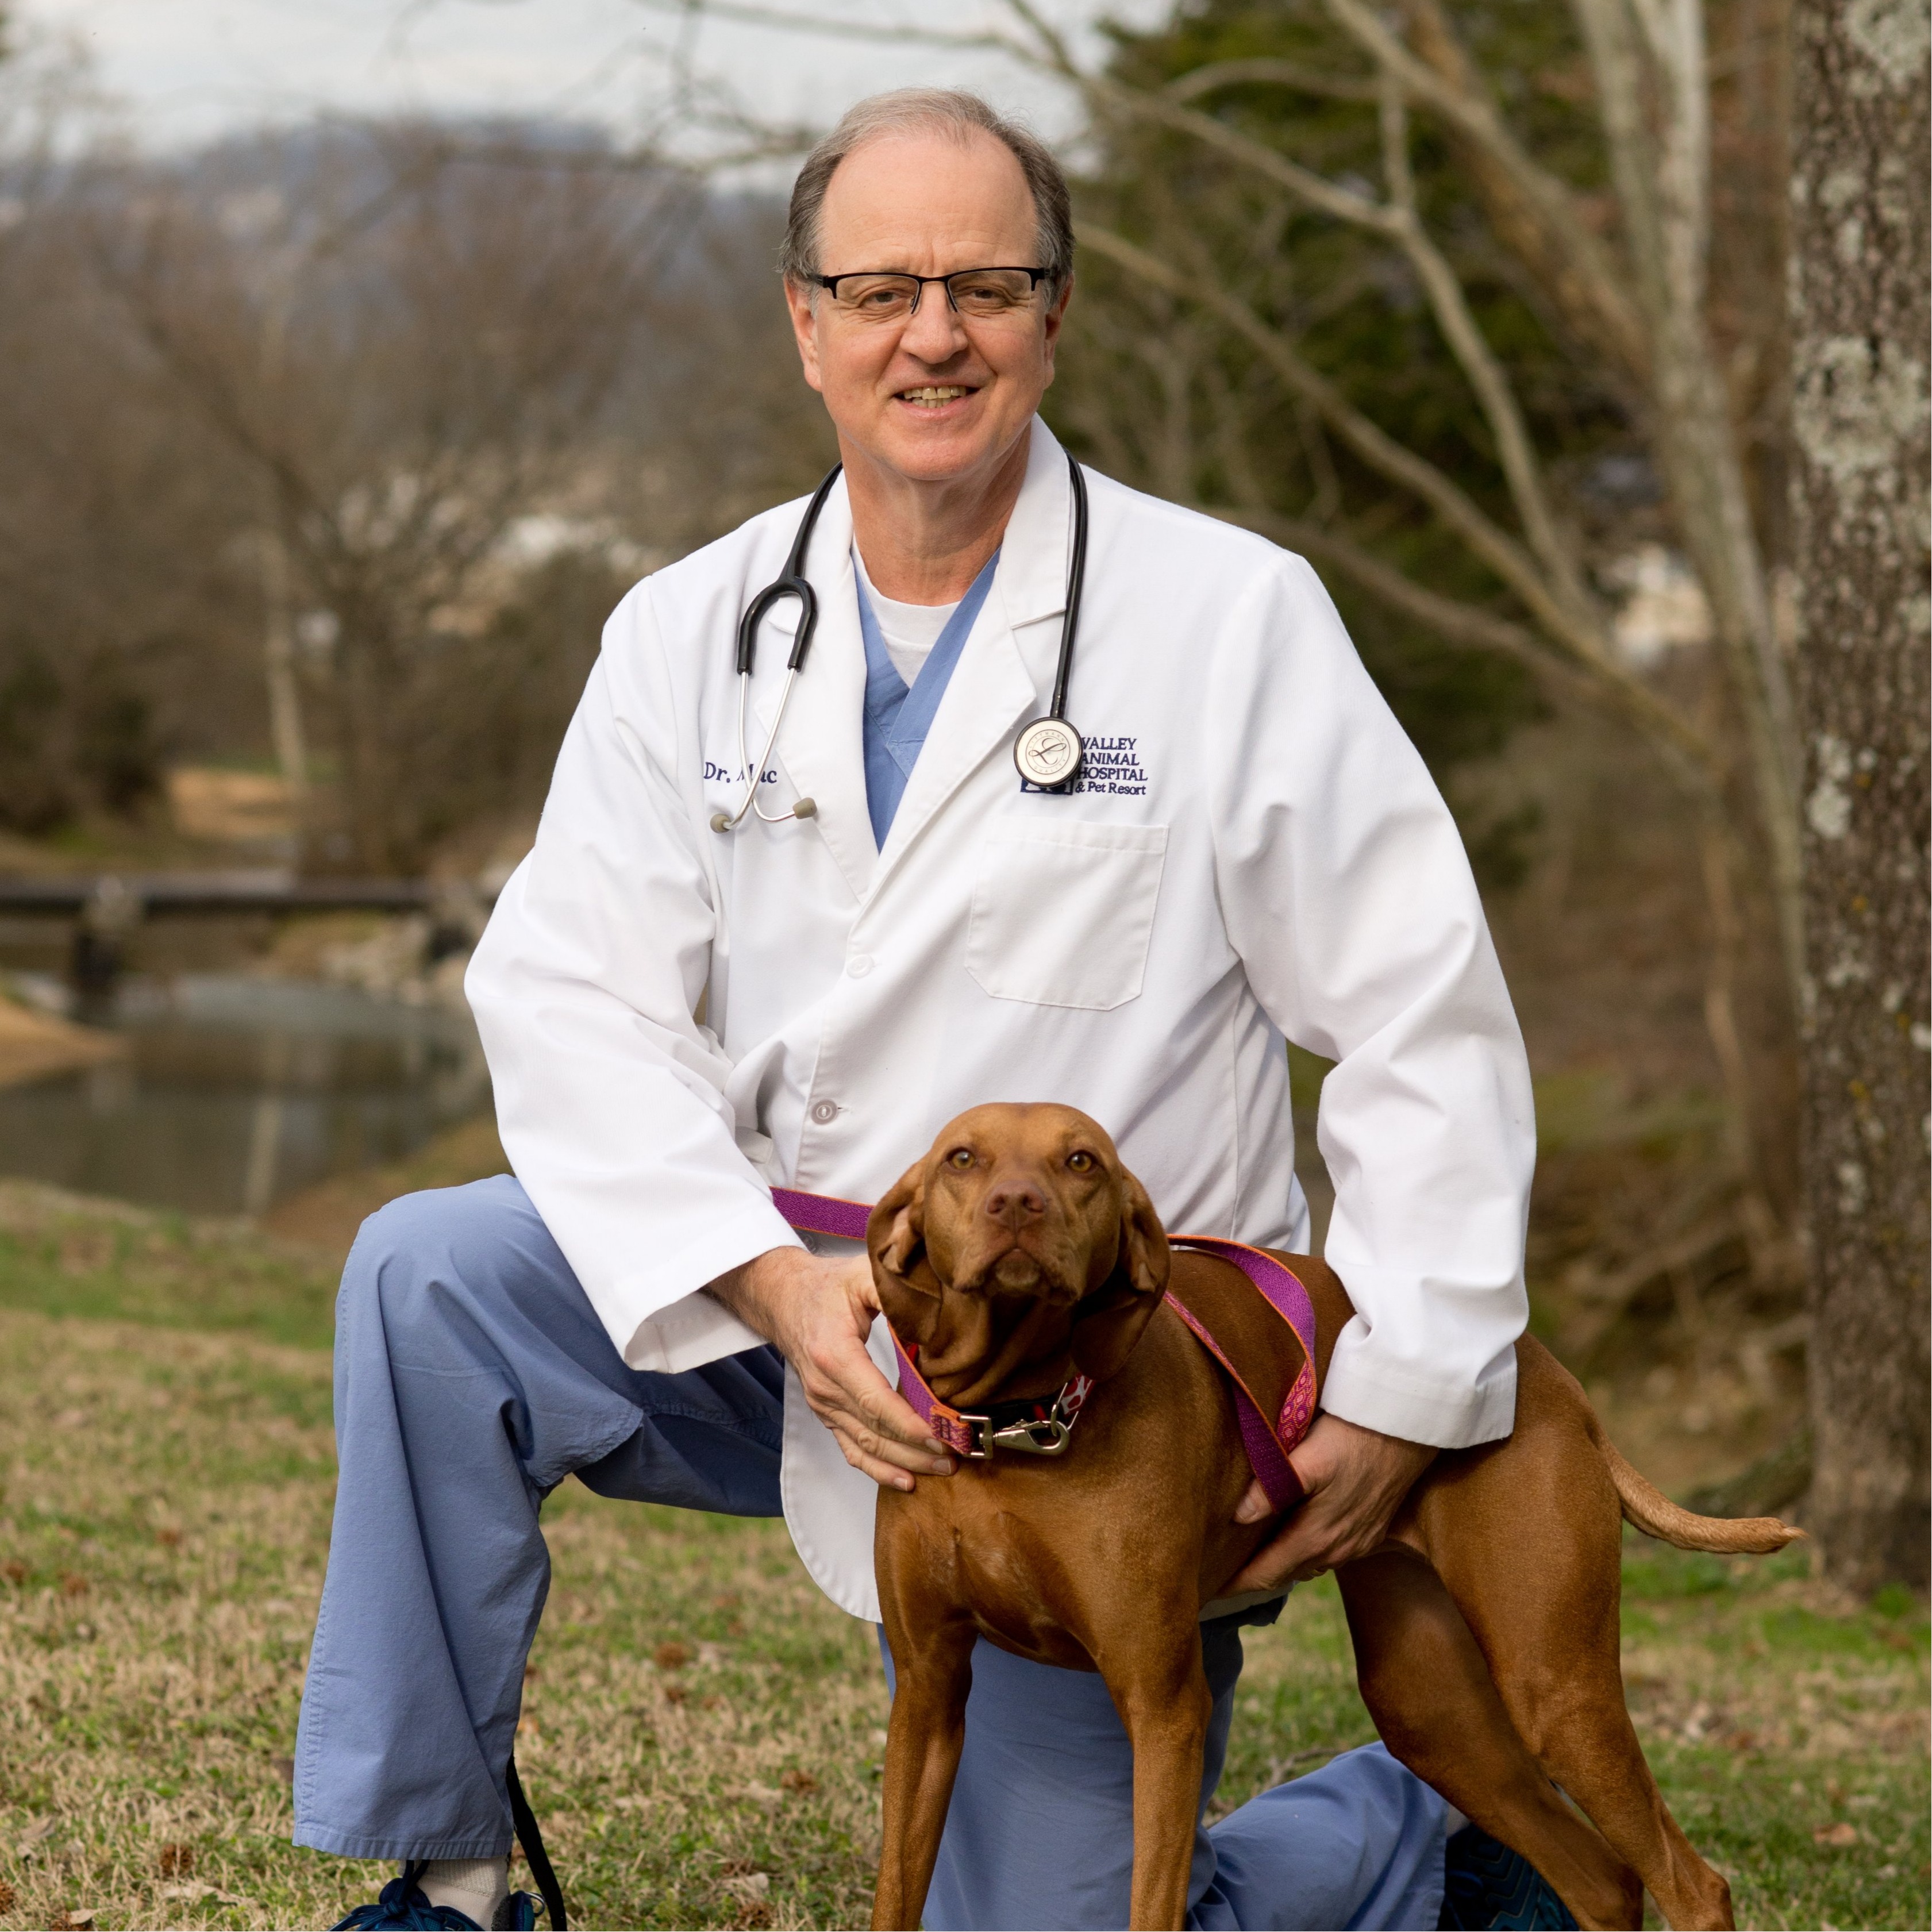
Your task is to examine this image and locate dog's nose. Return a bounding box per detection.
[983,1179,1046,1227]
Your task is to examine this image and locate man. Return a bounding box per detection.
[298,89,1548,1930]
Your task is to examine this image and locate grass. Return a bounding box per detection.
[0,1186,1925,1931]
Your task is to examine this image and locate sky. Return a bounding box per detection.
[20,0,1149,155]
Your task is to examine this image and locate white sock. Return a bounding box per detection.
[415,1856,510,1928]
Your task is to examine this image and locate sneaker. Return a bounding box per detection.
[332,1862,544,1931]
[1438,1825,1579,1930]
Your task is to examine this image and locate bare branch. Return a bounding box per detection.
[1076,221,1561,633]
[1167,57,1379,105]
[1204,501,1727,798]
[1079,220,1730,796]
[995,0,1403,236]
[1219,507,1573,677]
[626,0,1019,59]
[1371,74,1600,629]
[1573,0,1800,983]
[1320,0,1650,379]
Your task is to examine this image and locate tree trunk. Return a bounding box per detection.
[1788,0,1931,1592]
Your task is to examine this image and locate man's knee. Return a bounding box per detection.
[339,1175,551,1363]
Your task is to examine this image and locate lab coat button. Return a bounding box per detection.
[810,1100,840,1125]
[846,955,873,979]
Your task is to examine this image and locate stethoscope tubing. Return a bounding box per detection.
[1049,453,1087,724]
[719,447,1088,832]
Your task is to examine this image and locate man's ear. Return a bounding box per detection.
[867,1159,941,1348]
[1069,1168,1171,1382]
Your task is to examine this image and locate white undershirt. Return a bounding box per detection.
[855,548,959,688]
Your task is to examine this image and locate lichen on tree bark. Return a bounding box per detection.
[1788,0,1930,1591]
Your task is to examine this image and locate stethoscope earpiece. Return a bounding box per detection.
[718,448,1090,832]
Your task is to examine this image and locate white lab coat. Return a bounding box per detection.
[467,420,1535,1622]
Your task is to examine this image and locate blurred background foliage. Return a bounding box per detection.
[0,0,1837,1512]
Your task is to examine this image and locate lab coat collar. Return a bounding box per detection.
[992,417,1075,629]
[756,476,877,901]
[866,420,1073,892]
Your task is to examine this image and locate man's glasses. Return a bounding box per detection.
[810,267,1051,322]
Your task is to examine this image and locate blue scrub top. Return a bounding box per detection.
[856,551,999,848]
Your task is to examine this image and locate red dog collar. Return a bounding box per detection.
[770,1186,1317,1504]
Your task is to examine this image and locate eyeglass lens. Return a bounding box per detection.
[830,270,1039,320]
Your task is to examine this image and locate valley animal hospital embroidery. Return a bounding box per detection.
[1069,736,1148,796]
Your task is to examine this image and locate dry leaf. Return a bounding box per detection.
[57,1571,89,1598]
[2,1560,26,1584]
[157,1843,195,1877]
[0,1882,15,1914]
[654,1640,692,1671]
[780,1769,819,1795]
[58,1910,97,1930]
[272,1756,296,1783]
[1814,1821,1859,1848]
[663,1682,688,1704]
[155,1527,182,1548]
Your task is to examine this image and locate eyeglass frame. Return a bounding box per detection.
[807,266,1055,316]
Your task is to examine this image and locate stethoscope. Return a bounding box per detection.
[710,449,1089,834]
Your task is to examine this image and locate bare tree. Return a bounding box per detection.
[1788,0,1929,1591]
[92,123,696,871]
[0,54,263,830]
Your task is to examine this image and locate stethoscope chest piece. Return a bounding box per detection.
[1014,715,1084,791]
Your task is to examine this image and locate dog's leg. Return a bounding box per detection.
[1339,1549,1643,1930]
[872,1610,976,1932]
[1410,1353,1738,1929]
[1445,1583,1734,1930]
[1100,1623,1213,1931]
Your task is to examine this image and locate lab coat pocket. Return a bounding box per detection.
[966,821,1169,1010]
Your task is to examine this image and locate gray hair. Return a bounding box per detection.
[779,88,1074,295]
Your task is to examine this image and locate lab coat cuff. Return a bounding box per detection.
[1318,1346,1517,1451]
[599,1206,805,1373]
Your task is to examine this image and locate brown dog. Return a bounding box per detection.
[865,1103,1799,1932]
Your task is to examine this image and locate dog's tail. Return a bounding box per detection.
[1604,1440,1804,1554]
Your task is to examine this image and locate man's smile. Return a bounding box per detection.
[896,383,975,408]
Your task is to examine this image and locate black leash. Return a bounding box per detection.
[507,1752,568,1931]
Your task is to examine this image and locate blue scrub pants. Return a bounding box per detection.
[294,1175,1449,1929]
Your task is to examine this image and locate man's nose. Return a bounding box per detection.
[983,1171,1046,1227]
[901,284,969,361]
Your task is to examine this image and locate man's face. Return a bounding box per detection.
[785,128,1069,487]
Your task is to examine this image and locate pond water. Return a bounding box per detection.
[0,975,489,1216]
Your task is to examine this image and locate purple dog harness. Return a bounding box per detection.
[771,1187,1319,1513]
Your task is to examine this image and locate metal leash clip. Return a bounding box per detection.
[957,1400,1079,1458]
[991,1413,1074,1455]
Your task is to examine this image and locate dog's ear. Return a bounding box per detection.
[867,1158,942,1348]
[1070,1168,1170,1381]
[1116,1166,1171,1298]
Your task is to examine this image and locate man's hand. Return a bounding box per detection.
[1223,1414,1435,1594]
[707,1247,955,1492]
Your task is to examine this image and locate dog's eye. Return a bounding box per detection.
[1067,1150,1095,1172]
[948,1148,974,1169]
